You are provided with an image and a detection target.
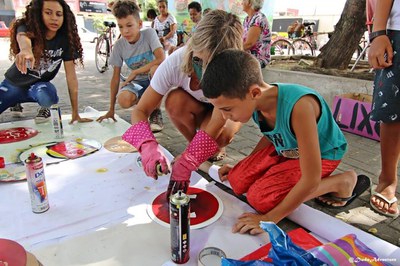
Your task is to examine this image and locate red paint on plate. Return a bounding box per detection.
[152,187,219,226]
[0,127,38,144]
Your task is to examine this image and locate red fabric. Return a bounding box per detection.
[229,145,340,213]
[239,228,323,262]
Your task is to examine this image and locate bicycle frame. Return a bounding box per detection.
[95,21,117,73]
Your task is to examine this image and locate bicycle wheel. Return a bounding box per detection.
[292,39,314,56]
[271,39,294,56]
[95,35,110,73]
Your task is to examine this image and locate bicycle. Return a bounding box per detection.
[95,21,117,73]
[270,34,295,56]
[94,20,152,82]
[291,21,317,56]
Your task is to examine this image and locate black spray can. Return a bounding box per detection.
[170,190,190,264]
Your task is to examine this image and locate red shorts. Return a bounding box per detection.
[229,145,340,213]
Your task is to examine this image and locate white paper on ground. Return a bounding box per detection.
[0,110,267,265]
[30,176,266,266]
[207,165,400,261]
[288,205,400,260]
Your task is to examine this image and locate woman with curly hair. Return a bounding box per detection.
[0,0,92,124]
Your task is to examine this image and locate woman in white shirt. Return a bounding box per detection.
[122,10,243,196]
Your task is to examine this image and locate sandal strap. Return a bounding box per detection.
[372,192,398,205]
[319,193,356,203]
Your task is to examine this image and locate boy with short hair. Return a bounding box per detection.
[201,49,370,235]
[97,0,165,132]
[188,1,202,33]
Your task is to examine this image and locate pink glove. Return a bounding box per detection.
[123,121,169,179]
[167,130,219,198]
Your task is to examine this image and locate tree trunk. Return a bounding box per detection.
[315,0,366,69]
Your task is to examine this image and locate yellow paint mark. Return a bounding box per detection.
[368,228,378,234]
[96,168,108,173]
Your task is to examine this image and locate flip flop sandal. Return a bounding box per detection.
[315,174,371,209]
[315,193,356,208]
[370,185,400,218]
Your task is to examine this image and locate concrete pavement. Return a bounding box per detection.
[0,40,399,247]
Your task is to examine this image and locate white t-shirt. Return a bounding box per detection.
[153,13,178,46]
[388,0,400,30]
[109,28,162,81]
[150,46,208,103]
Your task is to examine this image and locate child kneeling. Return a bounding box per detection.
[201,49,369,235]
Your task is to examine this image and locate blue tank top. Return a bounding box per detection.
[252,83,347,160]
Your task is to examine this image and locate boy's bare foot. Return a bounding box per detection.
[316,171,371,208]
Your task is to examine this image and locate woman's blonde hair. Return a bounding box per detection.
[181,9,243,74]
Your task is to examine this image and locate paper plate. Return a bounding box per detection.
[45,138,102,159]
[104,136,137,153]
[0,163,26,182]
[19,138,102,164]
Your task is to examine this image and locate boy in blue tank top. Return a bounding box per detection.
[201,49,370,235]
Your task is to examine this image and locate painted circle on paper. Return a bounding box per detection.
[0,127,38,144]
[0,238,27,265]
[147,187,223,229]
[19,139,102,163]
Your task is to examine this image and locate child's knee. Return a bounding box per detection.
[229,167,254,195]
[117,91,137,108]
[246,187,276,213]
[229,175,248,195]
[30,82,58,107]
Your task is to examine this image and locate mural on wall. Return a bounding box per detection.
[168,0,275,33]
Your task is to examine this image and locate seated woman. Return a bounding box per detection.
[242,0,271,69]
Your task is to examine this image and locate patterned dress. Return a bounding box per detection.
[243,11,271,68]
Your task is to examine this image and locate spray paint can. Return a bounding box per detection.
[136,156,164,178]
[170,190,190,264]
[25,153,49,213]
[50,104,63,139]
